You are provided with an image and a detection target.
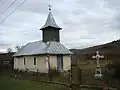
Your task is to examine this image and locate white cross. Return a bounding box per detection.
[92,51,104,67]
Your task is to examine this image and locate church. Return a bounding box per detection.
[13,6,72,73]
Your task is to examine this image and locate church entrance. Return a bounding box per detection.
[57,55,63,71]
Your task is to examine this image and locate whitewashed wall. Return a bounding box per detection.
[14,55,71,73]
[14,55,48,73]
[63,55,71,71]
[49,55,71,71]
[49,55,57,68]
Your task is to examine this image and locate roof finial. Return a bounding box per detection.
[48,0,52,11]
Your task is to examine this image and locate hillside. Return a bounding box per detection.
[70,39,120,61]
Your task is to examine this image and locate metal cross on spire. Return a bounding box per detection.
[92,51,104,67]
[48,4,52,11]
[48,0,52,11]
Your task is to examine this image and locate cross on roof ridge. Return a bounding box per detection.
[40,5,61,30]
[48,4,52,11]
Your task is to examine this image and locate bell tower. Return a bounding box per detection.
[40,5,61,42]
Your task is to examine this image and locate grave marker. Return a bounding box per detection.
[92,51,104,79]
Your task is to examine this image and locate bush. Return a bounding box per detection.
[25,68,29,72]
[13,68,19,73]
[106,62,120,79]
[106,63,114,70]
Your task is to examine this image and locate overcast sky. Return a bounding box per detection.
[0,0,120,52]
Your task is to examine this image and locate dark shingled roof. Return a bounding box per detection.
[40,11,61,30]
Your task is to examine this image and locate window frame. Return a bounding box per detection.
[24,58,26,65]
[33,57,37,66]
[57,55,63,71]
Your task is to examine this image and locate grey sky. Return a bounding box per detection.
[0,0,120,52]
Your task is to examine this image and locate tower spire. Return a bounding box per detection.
[40,1,62,42]
[40,4,61,30]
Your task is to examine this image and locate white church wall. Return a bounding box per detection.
[14,57,17,69]
[14,55,48,73]
[14,54,71,73]
[63,55,71,71]
[49,55,57,69]
[25,56,36,71]
[49,55,71,71]
[36,55,48,73]
[14,57,24,70]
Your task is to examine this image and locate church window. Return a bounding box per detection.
[57,55,63,71]
[34,57,36,65]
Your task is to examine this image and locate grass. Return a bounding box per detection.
[0,76,68,90]
[0,68,116,90]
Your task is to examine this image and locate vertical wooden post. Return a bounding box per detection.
[47,55,52,81]
[79,68,82,85]
[103,81,108,90]
[69,55,72,90]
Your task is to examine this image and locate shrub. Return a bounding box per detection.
[13,68,19,73]
[106,62,120,79]
[25,68,29,72]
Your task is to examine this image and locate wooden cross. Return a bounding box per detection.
[92,51,104,67]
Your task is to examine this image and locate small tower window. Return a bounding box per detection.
[34,57,36,65]
[24,58,26,65]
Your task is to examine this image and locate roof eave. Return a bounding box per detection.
[13,52,72,57]
[39,26,62,30]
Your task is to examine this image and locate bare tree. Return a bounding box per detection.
[7,48,13,53]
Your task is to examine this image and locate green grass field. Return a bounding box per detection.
[0,76,68,90]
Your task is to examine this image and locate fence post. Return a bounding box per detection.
[69,64,72,90]
[79,68,82,85]
[103,80,109,90]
